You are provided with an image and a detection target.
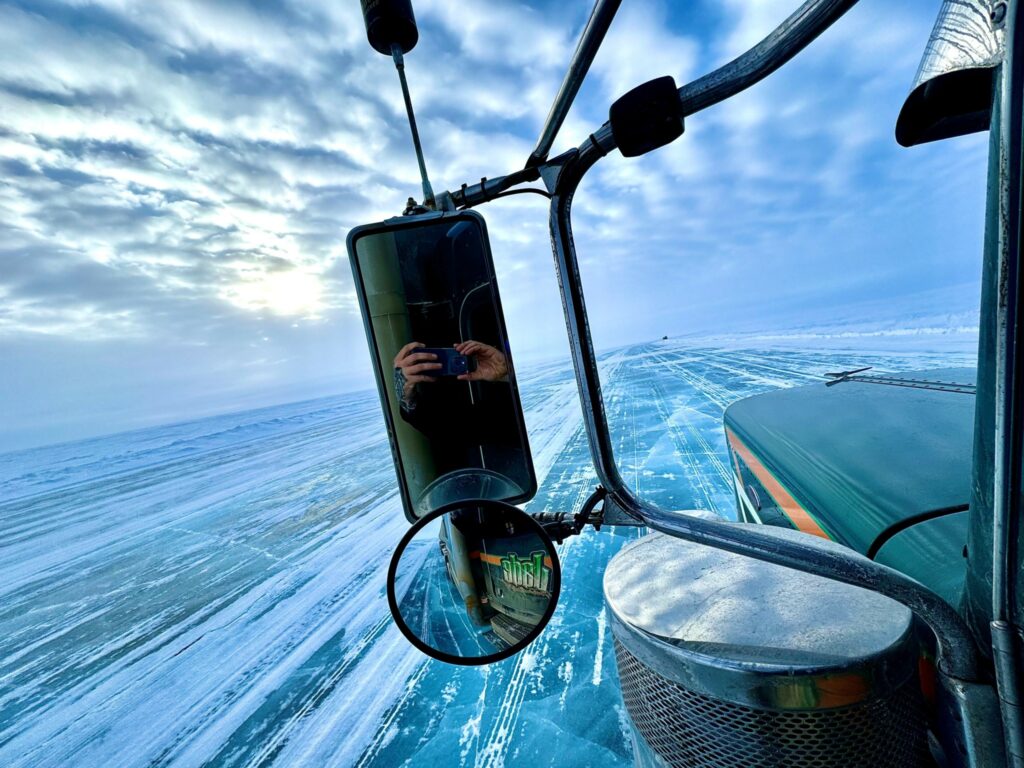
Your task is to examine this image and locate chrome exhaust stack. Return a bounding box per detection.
[895,0,1005,147]
[604,529,932,768]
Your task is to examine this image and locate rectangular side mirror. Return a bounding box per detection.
[347,211,537,521]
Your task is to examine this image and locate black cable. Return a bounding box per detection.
[531,486,606,544]
[491,188,552,201]
[451,167,544,209]
[576,486,606,531]
[457,187,551,209]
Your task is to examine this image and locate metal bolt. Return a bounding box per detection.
[992,2,1007,25]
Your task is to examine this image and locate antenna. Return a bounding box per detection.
[390,44,435,209]
[359,0,435,209]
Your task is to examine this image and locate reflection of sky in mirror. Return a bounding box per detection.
[419,518,442,538]
[1,0,984,451]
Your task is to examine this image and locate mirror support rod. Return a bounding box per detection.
[549,134,981,686]
[526,0,622,168]
[677,0,860,117]
[463,0,860,192]
[531,0,1002,760]
[391,44,435,208]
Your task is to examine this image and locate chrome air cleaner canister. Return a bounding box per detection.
[604,529,930,768]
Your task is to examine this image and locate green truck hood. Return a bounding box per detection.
[873,510,969,607]
[724,368,976,557]
[479,533,552,624]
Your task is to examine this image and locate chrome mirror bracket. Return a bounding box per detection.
[547,130,985,693]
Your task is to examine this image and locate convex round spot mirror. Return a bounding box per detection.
[387,499,561,665]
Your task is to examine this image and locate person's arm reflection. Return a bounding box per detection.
[393,342,441,414]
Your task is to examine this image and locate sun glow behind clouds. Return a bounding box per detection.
[222,269,324,318]
[0,0,988,451]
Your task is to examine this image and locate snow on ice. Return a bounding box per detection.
[0,340,975,767]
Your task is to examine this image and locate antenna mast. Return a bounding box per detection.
[360,0,435,209]
[390,44,434,209]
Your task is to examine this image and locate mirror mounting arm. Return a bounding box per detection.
[527,0,622,168]
[440,145,592,213]
[547,125,985,689]
[444,167,542,210]
[677,0,861,117]
[531,486,608,544]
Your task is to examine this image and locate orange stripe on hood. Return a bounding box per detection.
[726,427,830,540]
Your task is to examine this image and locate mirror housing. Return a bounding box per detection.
[347,211,537,522]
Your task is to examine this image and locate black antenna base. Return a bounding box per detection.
[402,197,429,216]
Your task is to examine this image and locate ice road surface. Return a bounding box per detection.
[392,522,509,660]
[0,341,975,767]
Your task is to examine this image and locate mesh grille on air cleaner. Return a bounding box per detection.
[614,638,929,768]
[603,529,932,768]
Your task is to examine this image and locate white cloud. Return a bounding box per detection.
[591,0,700,103]
[417,0,575,70]
[0,0,991,447]
[717,0,799,61]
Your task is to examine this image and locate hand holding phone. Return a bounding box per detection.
[454,341,508,382]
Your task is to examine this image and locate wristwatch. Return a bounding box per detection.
[394,368,416,410]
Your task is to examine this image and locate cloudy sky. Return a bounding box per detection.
[0,0,990,451]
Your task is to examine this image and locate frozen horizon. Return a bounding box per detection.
[0,0,1001,763]
[0,316,981,457]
